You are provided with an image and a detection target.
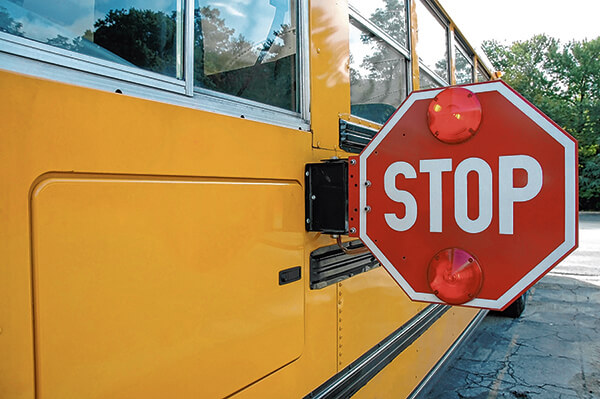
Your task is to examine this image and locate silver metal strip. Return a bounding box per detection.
[348,5,411,59]
[176,0,184,80]
[298,0,311,122]
[184,0,195,96]
[405,0,414,93]
[0,32,186,93]
[408,309,488,399]
[308,304,449,399]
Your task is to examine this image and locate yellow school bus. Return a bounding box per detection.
[0,0,494,397]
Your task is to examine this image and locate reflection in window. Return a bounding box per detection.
[349,22,407,125]
[454,47,473,84]
[349,0,408,48]
[419,69,440,89]
[0,0,184,78]
[415,0,448,82]
[194,0,298,111]
[476,67,489,83]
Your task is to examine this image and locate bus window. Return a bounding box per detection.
[419,68,441,89]
[348,0,408,48]
[349,20,408,125]
[454,45,474,84]
[194,0,298,112]
[0,0,184,79]
[476,66,490,82]
[415,0,448,83]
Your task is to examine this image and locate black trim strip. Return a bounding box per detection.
[304,304,450,399]
[310,241,379,289]
[339,119,379,154]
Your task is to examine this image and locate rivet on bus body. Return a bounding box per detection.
[350,159,357,165]
[311,195,316,200]
[364,206,371,213]
[306,218,310,224]
[365,180,371,187]
[349,227,356,234]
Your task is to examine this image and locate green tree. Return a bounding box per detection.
[0,7,24,36]
[483,35,600,209]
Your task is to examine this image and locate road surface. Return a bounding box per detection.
[420,213,600,399]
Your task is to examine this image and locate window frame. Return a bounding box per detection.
[347,0,411,126]
[453,40,475,84]
[0,0,310,131]
[415,0,450,86]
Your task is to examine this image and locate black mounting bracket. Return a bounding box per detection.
[305,159,349,234]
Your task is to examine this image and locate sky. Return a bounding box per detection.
[439,0,600,50]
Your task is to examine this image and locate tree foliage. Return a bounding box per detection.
[483,35,600,210]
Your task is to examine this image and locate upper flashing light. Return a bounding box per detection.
[427,87,482,144]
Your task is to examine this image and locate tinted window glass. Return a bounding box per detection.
[349,0,408,48]
[455,46,473,84]
[419,69,440,89]
[476,66,489,82]
[415,0,448,82]
[0,0,184,78]
[194,0,298,111]
[349,21,407,125]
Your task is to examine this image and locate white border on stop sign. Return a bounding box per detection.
[358,80,577,310]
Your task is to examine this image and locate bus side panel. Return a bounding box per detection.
[31,177,304,398]
[353,307,478,398]
[337,267,429,369]
[0,70,313,398]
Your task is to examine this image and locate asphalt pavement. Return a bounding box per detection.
[421,213,600,399]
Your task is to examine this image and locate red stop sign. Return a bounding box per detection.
[348,81,578,310]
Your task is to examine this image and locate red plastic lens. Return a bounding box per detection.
[427,248,483,305]
[427,87,482,144]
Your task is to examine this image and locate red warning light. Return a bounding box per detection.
[427,87,482,144]
[427,248,483,305]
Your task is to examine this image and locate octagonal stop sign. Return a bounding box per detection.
[348,80,578,310]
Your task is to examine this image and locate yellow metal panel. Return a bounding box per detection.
[31,175,304,398]
[337,267,429,370]
[230,233,343,398]
[0,71,314,398]
[310,0,351,151]
[353,307,479,398]
[410,0,420,90]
